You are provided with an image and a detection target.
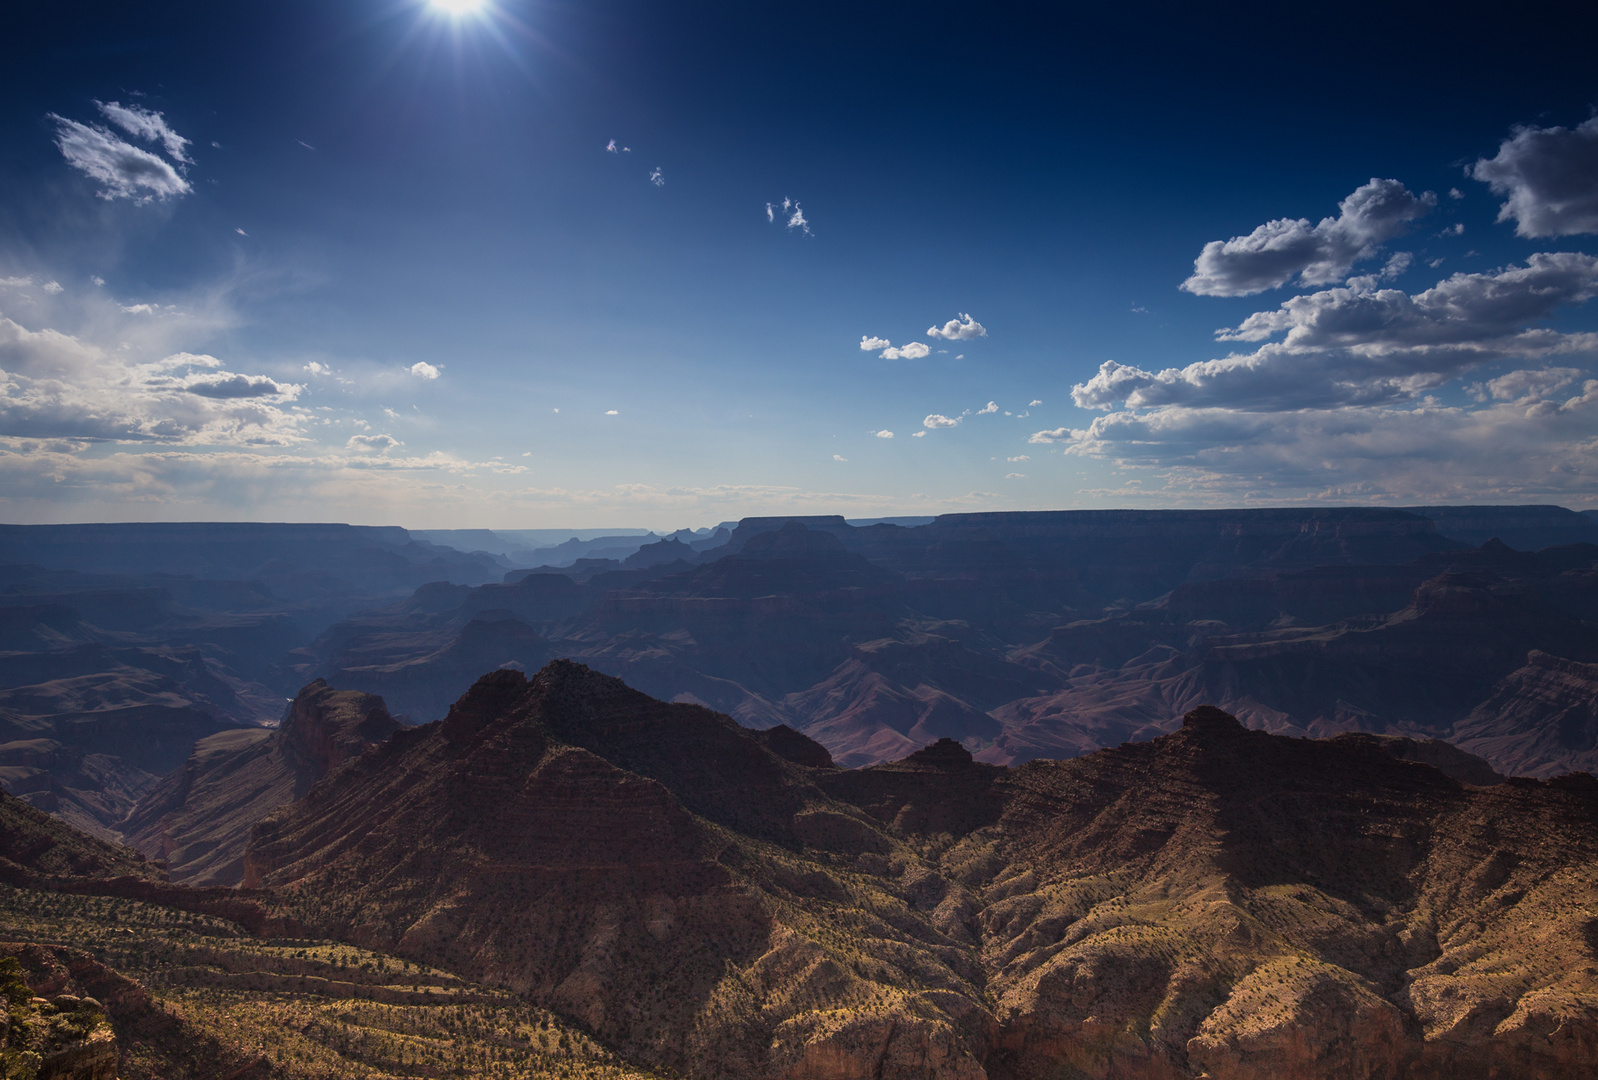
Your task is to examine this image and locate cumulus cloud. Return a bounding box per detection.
[95,100,191,163]
[1054,246,1598,498]
[1005,472,1025,479]
[605,409,619,415]
[184,373,299,400]
[41,281,63,295]
[1181,178,1435,297]
[976,401,998,414]
[1044,384,1598,502]
[833,453,847,462]
[49,115,191,201]
[860,335,890,350]
[911,430,926,437]
[1075,254,1598,414]
[0,317,304,445]
[1008,455,1030,462]
[880,342,930,360]
[927,313,986,340]
[347,433,400,452]
[409,361,440,379]
[923,413,960,429]
[873,430,893,438]
[1471,117,1598,237]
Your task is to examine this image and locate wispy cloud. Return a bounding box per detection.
[649,167,665,187]
[95,99,191,163]
[1181,178,1435,297]
[766,197,810,234]
[49,115,191,201]
[1471,116,1598,237]
[927,313,986,340]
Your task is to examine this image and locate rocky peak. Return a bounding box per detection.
[754,724,836,768]
[1180,703,1246,735]
[281,679,401,774]
[441,667,530,743]
[903,736,975,769]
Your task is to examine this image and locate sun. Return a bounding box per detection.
[429,0,487,16]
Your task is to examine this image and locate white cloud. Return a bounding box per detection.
[1029,399,1042,406]
[1181,178,1435,296]
[304,361,331,376]
[927,313,986,340]
[95,99,191,163]
[41,281,63,295]
[0,277,32,288]
[880,342,930,360]
[1076,254,1598,414]
[1471,117,1598,237]
[49,115,191,201]
[409,361,441,379]
[1051,246,1598,498]
[923,413,960,429]
[1438,223,1465,237]
[91,276,104,287]
[347,433,400,452]
[833,453,847,462]
[860,335,890,350]
[1380,252,1412,279]
[1008,454,1030,462]
[1449,188,1465,200]
[0,316,304,445]
[873,430,893,438]
[649,167,665,187]
[787,204,809,233]
[1004,472,1025,479]
[606,139,618,153]
[605,409,619,415]
[976,401,998,414]
[911,430,926,437]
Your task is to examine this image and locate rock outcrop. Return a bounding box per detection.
[121,680,399,885]
[240,665,1598,1079]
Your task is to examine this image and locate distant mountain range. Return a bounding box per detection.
[5,506,1598,847]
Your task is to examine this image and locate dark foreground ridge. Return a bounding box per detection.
[226,662,1598,1080]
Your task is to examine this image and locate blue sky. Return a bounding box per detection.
[2,0,1597,528]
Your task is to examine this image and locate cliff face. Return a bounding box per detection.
[1454,650,1598,777]
[241,665,1598,1080]
[121,679,398,885]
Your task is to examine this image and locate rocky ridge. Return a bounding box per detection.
[240,662,1598,1079]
